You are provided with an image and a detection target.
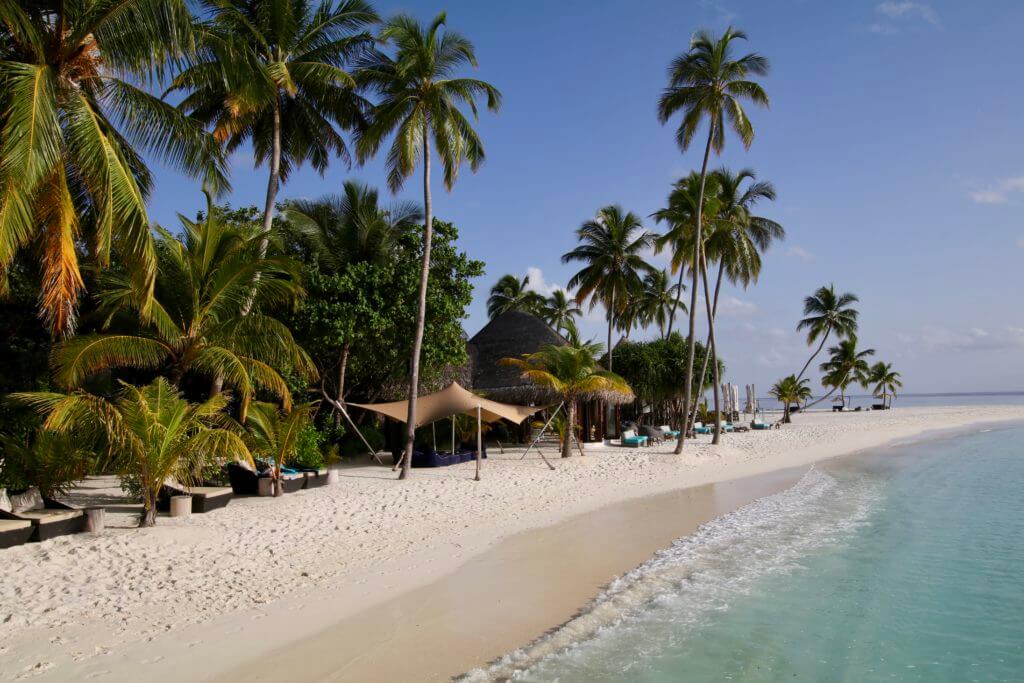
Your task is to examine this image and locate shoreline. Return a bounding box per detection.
[3,406,1023,681]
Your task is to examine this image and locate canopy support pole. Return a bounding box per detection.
[520,403,561,471]
[475,405,482,481]
[320,392,385,465]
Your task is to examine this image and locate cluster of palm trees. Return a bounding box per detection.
[771,284,902,422]
[1,1,501,482]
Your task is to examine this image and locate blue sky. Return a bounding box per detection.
[146,0,1024,394]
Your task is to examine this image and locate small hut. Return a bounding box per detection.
[466,311,568,404]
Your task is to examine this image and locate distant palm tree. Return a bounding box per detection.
[795,285,860,383]
[542,290,582,334]
[169,0,379,247]
[818,336,875,407]
[0,0,226,335]
[486,274,545,319]
[355,12,500,480]
[500,344,632,458]
[769,374,811,424]
[622,270,682,340]
[562,205,654,373]
[14,378,251,526]
[51,198,315,421]
[282,181,421,409]
[658,26,769,454]
[868,362,902,408]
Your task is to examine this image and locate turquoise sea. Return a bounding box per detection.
[479,424,1024,682]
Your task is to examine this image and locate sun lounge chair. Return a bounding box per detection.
[0,489,87,542]
[751,420,771,430]
[693,422,712,435]
[0,519,34,549]
[620,429,648,448]
[411,448,479,468]
[157,481,233,514]
[298,468,329,488]
[639,425,664,445]
[226,461,270,495]
[659,425,681,438]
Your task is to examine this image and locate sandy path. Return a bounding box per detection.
[1,406,1021,681]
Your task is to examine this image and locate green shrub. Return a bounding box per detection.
[293,423,326,469]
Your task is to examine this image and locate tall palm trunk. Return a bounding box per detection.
[698,248,722,444]
[333,342,350,428]
[676,122,715,455]
[687,261,725,437]
[562,401,576,459]
[605,291,615,439]
[666,266,686,336]
[399,121,433,480]
[795,329,829,383]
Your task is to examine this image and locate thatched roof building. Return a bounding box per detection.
[466,311,568,404]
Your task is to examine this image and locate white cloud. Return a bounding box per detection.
[868,1,941,34]
[786,245,815,262]
[970,176,1024,204]
[523,266,566,297]
[717,295,758,317]
[917,326,1024,351]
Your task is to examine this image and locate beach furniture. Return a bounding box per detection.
[298,468,330,488]
[693,422,712,435]
[158,481,233,514]
[751,420,771,430]
[621,430,648,448]
[639,425,665,445]
[408,447,483,468]
[0,519,34,549]
[659,425,681,438]
[0,488,87,542]
[226,461,270,495]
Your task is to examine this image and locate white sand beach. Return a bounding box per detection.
[2,406,1023,681]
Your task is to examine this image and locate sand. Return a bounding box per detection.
[1,405,1022,681]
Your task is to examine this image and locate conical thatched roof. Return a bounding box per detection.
[467,311,568,404]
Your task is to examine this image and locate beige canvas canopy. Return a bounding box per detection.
[349,382,540,427]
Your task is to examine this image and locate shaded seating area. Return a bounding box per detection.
[157,482,233,514]
[620,429,648,448]
[350,382,541,479]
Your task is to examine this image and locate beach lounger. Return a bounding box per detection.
[659,425,681,438]
[157,482,233,513]
[640,425,665,445]
[0,489,87,542]
[751,421,771,430]
[620,430,648,448]
[226,462,271,495]
[301,468,330,488]
[0,519,34,549]
[693,422,712,435]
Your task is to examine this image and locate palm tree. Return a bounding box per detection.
[169,0,379,247]
[818,336,875,407]
[500,344,632,458]
[542,290,582,335]
[562,205,654,373]
[50,198,316,420]
[795,285,860,383]
[681,168,784,440]
[769,374,811,424]
[245,401,316,495]
[13,378,251,526]
[635,270,683,339]
[658,26,769,454]
[282,181,421,410]
[868,362,902,409]
[486,274,545,319]
[0,0,227,335]
[355,12,500,480]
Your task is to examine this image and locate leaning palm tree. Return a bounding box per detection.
[868,362,902,409]
[50,198,316,420]
[500,344,633,459]
[0,0,227,335]
[13,378,251,526]
[768,374,811,424]
[817,336,875,407]
[542,290,582,335]
[486,274,545,319]
[245,401,316,495]
[355,12,500,480]
[795,285,860,383]
[562,205,654,372]
[169,0,379,245]
[658,26,769,454]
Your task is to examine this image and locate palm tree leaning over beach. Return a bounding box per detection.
[542,290,582,336]
[0,0,226,335]
[658,26,769,454]
[169,0,379,255]
[769,374,811,424]
[817,336,875,408]
[500,344,632,459]
[868,362,902,408]
[487,274,545,319]
[795,285,860,383]
[356,12,501,480]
